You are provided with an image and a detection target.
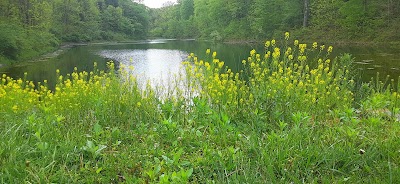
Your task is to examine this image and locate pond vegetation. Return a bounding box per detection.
[1,34,399,183]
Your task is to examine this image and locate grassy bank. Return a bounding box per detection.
[1,34,399,183]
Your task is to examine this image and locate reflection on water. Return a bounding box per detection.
[99,49,188,88]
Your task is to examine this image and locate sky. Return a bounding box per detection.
[142,0,177,9]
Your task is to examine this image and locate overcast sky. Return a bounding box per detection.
[143,0,177,9]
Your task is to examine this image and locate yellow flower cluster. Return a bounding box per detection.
[285,32,290,40]
[1,73,40,113]
[242,34,353,118]
[1,62,148,118]
[187,51,249,107]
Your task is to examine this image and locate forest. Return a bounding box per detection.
[0,0,400,63]
[0,0,149,63]
[150,0,400,41]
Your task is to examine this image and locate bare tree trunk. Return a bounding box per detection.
[303,0,309,28]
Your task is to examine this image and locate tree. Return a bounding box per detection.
[179,0,194,20]
[119,0,150,38]
[162,1,176,7]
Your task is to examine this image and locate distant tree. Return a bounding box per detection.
[179,0,194,20]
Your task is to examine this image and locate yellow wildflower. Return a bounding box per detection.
[205,62,211,70]
[285,32,290,40]
[298,55,307,62]
[256,54,261,61]
[218,61,224,68]
[299,44,307,54]
[325,59,331,64]
[272,48,280,59]
[265,51,271,59]
[206,49,211,55]
[12,105,18,112]
[212,52,217,58]
[250,49,256,57]
[265,41,271,48]
[328,46,333,53]
[312,42,318,49]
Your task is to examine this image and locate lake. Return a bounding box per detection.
[1,39,400,88]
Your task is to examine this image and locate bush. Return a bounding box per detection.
[0,22,24,60]
[0,21,59,62]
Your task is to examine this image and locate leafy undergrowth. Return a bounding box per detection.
[1,33,399,183]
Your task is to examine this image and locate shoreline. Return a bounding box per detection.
[0,43,88,69]
[221,38,400,47]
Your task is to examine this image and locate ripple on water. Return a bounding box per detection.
[362,59,374,63]
[354,61,371,65]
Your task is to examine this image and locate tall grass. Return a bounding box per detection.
[1,33,399,183]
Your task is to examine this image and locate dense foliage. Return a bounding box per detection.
[149,0,400,41]
[1,34,400,183]
[1,0,399,63]
[0,0,150,62]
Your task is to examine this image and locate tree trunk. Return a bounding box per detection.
[303,0,309,28]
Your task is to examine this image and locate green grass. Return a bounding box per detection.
[1,36,400,183]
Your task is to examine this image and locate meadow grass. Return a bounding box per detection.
[1,33,400,183]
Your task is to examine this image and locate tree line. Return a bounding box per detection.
[0,0,149,62]
[1,0,399,63]
[149,0,400,41]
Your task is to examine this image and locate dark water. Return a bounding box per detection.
[1,39,399,88]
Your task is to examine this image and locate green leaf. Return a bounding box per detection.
[37,142,49,151]
[155,164,161,174]
[180,161,191,166]
[162,155,173,165]
[93,123,103,136]
[56,115,65,123]
[96,167,103,174]
[196,130,202,137]
[186,168,193,178]
[95,145,107,156]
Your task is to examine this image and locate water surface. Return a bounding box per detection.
[1,40,399,88]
